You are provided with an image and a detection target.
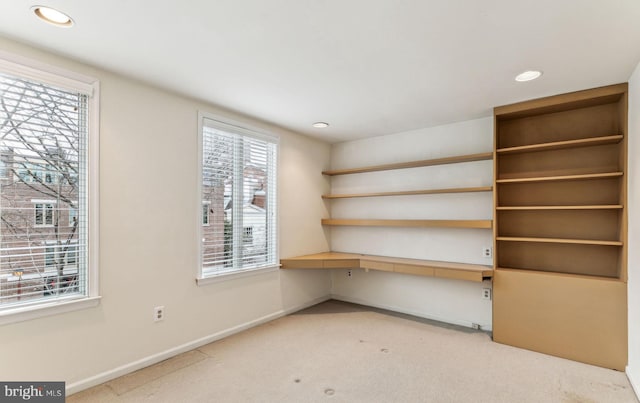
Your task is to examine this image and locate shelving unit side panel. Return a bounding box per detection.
[617,93,629,282]
[493,269,627,370]
[493,114,500,270]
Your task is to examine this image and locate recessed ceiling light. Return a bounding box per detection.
[312,122,329,128]
[32,6,74,27]
[515,70,543,82]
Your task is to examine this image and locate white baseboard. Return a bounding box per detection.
[330,293,492,331]
[67,295,330,395]
[627,366,640,401]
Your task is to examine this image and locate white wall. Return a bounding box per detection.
[0,37,332,392]
[329,118,494,329]
[627,61,640,396]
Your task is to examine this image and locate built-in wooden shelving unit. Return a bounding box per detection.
[493,83,628,371]
[322,152,492,176]
[321,219,492,229]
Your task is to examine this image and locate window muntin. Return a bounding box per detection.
[0,60,97,314]
[199,116,278,278]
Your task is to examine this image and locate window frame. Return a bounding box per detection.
[196,112,279,285]
[0,50,101,325]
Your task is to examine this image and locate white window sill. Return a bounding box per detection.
[196,265,280,286]
[0,295,101,326]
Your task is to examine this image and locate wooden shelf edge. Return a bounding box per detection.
[496,205,623,210]
[322,152,493,176]
[494,83,628,119]
[323,186,493,199]
[280,252,493,282]
[280,252,362,270]
[496,171,623,184]
[496,135,623,155]
[496,236,622,246]
[496,267,624,282]
[322,219,492,229]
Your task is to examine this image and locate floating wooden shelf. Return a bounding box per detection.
[280,252,493,282]
[496,205,623,210]
[323,186,492,199]
[322,219,492,229]
[496,171,623,184]
[322,152,492,176]
[496,236,622,246]
[496,135,623,155]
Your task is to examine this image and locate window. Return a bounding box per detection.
[0,53,100,323]
[243,226,254,244]
[69,205,78,227]
[199,114,278,280]
[66,242,78,265]
[202,201,210,226]
[44,170,55,184]
[33,201,56,227]
[45,244,56,267]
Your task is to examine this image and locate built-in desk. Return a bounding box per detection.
[280,252,493,283]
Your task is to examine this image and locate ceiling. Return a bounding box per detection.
[1,1,639,143]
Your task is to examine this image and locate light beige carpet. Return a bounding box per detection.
[69,300,638,403]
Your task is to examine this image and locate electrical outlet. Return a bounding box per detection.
[482,288,492,300]
[154,306,165,322]
[482,247,492,258]
[347,270,352,278]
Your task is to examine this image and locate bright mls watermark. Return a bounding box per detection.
[0,382,64,402]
